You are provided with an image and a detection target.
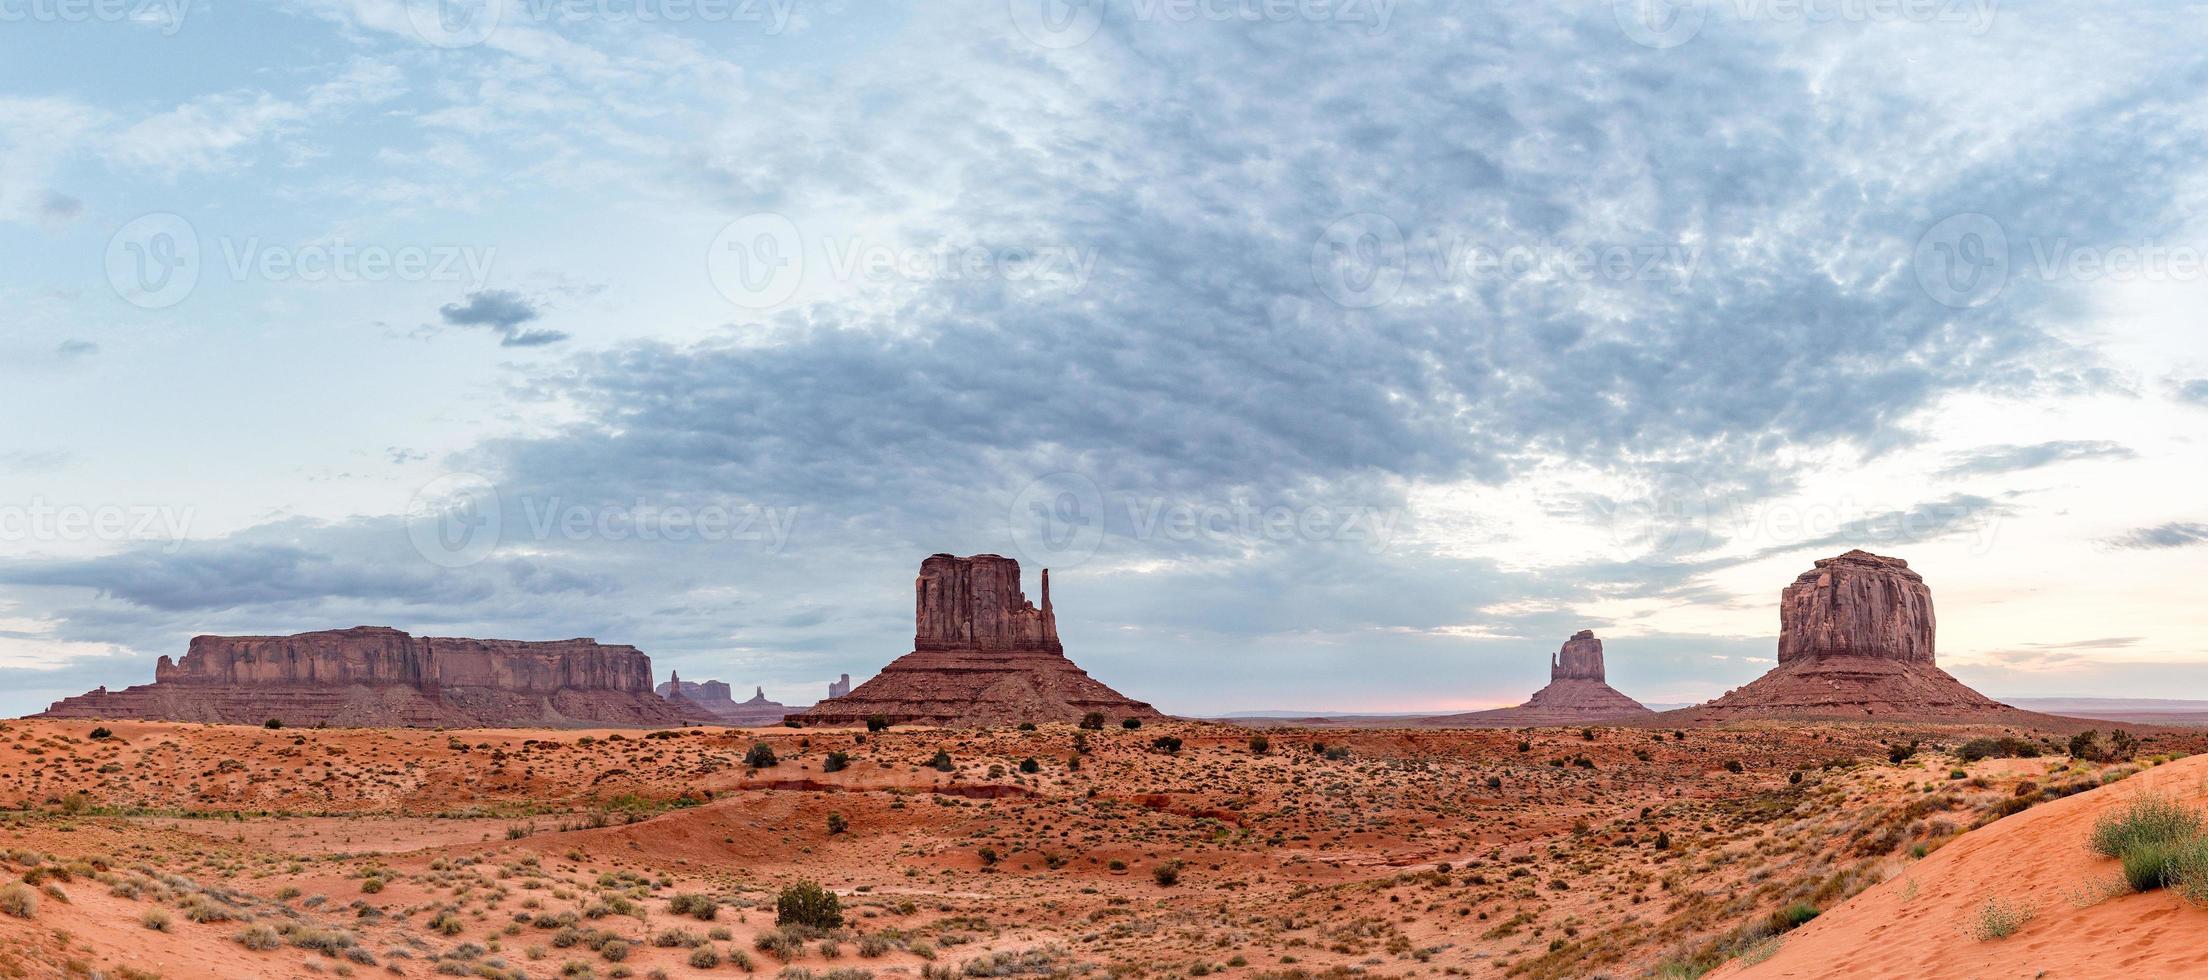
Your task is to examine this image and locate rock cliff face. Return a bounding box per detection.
[1551,629,1607,682]
[1426,630,1653,727]
[40,627,702,728]
[828,674,852,699]
[657,674,794,726]
[1674,551,2028,722]
[1777,550,1935,665]
[799,554,1162,727]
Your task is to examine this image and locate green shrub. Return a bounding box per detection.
[142,908,171,931]
[823,751,849,773]
[866,715,890,732]
[1957,737,2041,762]
[1151,736,1182,754]
[1019,757,1040,774]
[89,727,112,740]
[1079,713,1105,731]
[929,749,954,772]
[827,812,848,835]
[668,894,718,920]
[1248,734,1269,754]
[2089,794,2201,860]
[688,946,722,969]
[776,881,843,929]
[1121,718,1142,730]
[1970,897,2033,940]
[264,718,283,729]
[1152,861,1182,887]
[2169,836,2208,906]
[744,743,780,768]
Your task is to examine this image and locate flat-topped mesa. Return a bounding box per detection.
[915,553,1061,653]
[658,675,793,725]
[798,554,1160,727]
[1551,629,1606,682]
[41,627,699,728]
[1778,549,1935,665]
[1668,550,2035,723]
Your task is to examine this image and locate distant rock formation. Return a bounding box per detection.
[797,554,1163,727]
[656,673,794,726]
[1422,630,1654,727]
[1674,551,2027,722]
[38,627,705,728]
[827,673,852,699]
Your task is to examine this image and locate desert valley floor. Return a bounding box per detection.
[2,717,2204,979]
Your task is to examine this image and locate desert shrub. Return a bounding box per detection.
[776,881,843,929]
[1769,903,1819,932]
[2168,837,2208,906]
[1887,740,1920,764]
[0,883,34,920]
[1121,718,1142,730]
[668,894,718,920]
[264,718,283,729]
[824,751,849,773]
[866,715,890,732]
[2123,842,2184,892]
[827,812,849,835]
[1152,861,1183,887]
[1078,712,1105,730]
[688,946,721,969]
[859,934,892,957]
[1957,737,2041,762]
[2089,794,2201,860]
[2071,729,2142,763]
[929,749,955,772]
[1970,897,2034,940]
[90,727,112,740]
[600,940,629,963]
[653,928,703,949]
[235,924,283,950]
[745,743,780,768]
[1151,736,1182,754]
[1723,760,1745,774]
[1248,734,1269,754]
[142,908,171,931]
[1019,757,1039,774]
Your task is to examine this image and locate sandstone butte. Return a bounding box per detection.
[37,627,705,729]
[1669,549,2048,723]
[1421,629,1656,726]
[655,672,798,726]
[798,553,1164,727]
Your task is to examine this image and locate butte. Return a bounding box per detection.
[1422,630,1655,726]
[1669,549,2049,723]
[798,554,1163,727]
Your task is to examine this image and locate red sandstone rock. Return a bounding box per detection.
[1423,630,1654,727]
[657,673,796,726]
[1675,550,2038,722]
[1778,550,1935,665]
[798,554,1161,727]
[39,627,705,728]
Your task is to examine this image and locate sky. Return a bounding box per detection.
[1,0,2205,719]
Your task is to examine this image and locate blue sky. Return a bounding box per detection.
[2,0,2206,718]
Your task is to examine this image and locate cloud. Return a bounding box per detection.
[2105,522,2208,551]
[1936,440,2135,478]
[2178,379,2208,405]
[55,339,99,360]
[439,290,569,347]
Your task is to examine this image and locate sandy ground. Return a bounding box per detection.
[1,717,2201,979]
[1720,752,2208,979]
